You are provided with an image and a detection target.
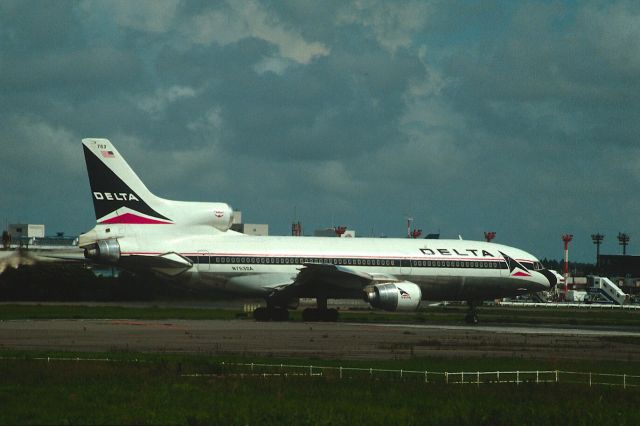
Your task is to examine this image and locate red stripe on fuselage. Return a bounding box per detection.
[99,213,172,225]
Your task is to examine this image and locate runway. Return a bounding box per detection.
[1,319,639,361]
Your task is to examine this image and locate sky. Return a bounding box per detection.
[1,0,639,263]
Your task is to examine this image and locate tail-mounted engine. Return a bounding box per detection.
[181,202,234,232]
[84,239,120,263]
[363,281,422,311]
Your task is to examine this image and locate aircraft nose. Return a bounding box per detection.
[539,269,557,289]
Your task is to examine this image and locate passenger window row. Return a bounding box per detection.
[188,256,507,269]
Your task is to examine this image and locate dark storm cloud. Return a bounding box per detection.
[0,1,79,51]
[1,48,144,89]
[1,0,639,261]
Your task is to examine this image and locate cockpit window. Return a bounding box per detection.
[521,261,534,270]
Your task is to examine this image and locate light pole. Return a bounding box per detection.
[617,233,630,255]
[591,233,604,267]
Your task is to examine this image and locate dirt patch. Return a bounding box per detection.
[2,319,640,361]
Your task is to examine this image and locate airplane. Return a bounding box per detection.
[78,138,557,323]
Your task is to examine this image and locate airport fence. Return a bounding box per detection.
[498,302,640,310]
[1,356,639,389]
[210,362,640,389]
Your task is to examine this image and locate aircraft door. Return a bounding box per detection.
[197,250,210,272]
[399,259,412,276]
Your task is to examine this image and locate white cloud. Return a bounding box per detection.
[134,85,197,117]
[338,0,433,52]
[187,107,224,132]
[253,56,293,75]
[184,1,329,64]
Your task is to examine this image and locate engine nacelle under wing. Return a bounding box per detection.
[363,281,422,311]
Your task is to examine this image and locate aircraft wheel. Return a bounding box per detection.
[253,307,270,321]
[271,307,290,322]
[322,308,339,322]
[302,308,318,322]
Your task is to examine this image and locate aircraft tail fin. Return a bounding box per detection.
[82,139,234,232]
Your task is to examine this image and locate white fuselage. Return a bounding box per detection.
[82,224,551,301]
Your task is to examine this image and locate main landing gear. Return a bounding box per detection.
[253,306,290,321]
[465,300,480,324]
[302,296,339,322]
[253,296,340,322]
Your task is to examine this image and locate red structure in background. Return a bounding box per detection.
[561,234,573,298]
[334,226,347,237]
[562,234,573,293]
[562,234,573,276]
[410,229,422,239]
[291,222,302,236]
[484,231,496,242]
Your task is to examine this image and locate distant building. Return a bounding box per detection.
[6,224,78,248]
[232,223,269,236]
[230,211,268,236]
[231,211,242,225]
[8,224,45,239]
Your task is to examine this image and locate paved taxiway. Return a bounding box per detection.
[1,319,639,361]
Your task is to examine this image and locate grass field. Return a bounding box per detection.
[2,304,640,424]
[1,350,640,425]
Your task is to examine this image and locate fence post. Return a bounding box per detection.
[400,369,403,379]
[589,372,592,387]
[310,365,313,376]
[424,371,428,384]
[477,371,480,387]
[536,371,539,384]
[462,372,464,384]
[445,372,448,384]
[251,362,254,372]
[370,368,373,378]
[555,370,559,383]
[624,374,626,389]
[517,371,519,385]
[497,371,500,383]
[340,366,343,379]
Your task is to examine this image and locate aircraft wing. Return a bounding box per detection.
[270,262,402,302]
[0,249,193,278]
